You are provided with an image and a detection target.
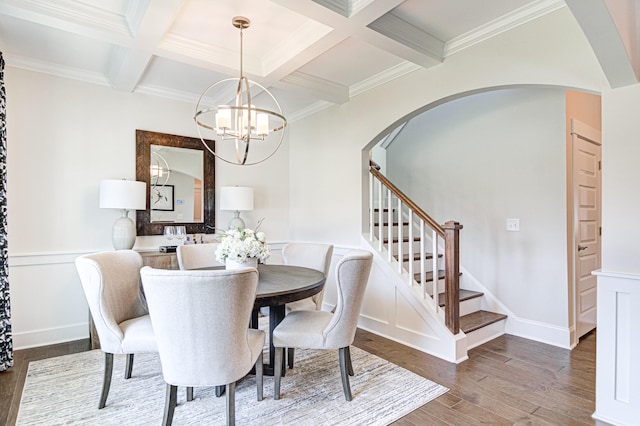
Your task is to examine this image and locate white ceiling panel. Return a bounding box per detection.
[0,0,569,121]
[298,36,403,86]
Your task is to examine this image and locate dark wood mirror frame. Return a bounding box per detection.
[136,129,215,235]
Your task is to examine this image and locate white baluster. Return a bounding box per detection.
[432,230,439,312]
[369,173,374,242]
[378,180,383,252]
[388,190,393,263]
[397,198,402,273]
[420,220,426,299]
[408,210,414,284]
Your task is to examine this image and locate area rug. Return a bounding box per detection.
[17,346,447,425]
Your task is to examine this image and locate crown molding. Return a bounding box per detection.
[0,0,132,43]
[283,71,349,104]
[287,100,334,123]
[350,61,421,98]
[445,0,566,57]
[4,53,110,87]
[134,84,198,105]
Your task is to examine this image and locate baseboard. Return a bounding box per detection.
[506,316,571,349]
[13,323,89,350]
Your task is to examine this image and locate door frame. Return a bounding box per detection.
[568,118,601,348]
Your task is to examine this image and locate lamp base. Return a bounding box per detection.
[112,210,136,250]
[228,210,246,230]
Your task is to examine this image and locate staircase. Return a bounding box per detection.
[366,162,507,360]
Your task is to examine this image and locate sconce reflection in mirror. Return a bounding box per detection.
[151,151,171,188]
[150,151,172,210]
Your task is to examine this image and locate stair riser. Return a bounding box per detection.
[460,297,482,317]
[433,294,482,316]
[419,280,445,294]
[465,319,507,350]
[385,241,427,255]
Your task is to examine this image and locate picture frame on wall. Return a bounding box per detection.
[151,185,174,211]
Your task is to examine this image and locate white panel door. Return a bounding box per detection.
[572,121,601,339]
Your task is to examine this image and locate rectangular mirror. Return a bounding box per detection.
[136,130,215,235]
[150,145,203,223]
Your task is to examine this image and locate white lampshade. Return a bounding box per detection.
[220,186,254,211]
[99,179,146,210]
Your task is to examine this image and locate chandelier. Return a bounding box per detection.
[194,16,287,166]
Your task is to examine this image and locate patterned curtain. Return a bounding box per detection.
[0,51,12,372]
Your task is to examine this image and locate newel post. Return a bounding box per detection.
[443,221,463,334]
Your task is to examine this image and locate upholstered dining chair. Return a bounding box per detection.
[140,266,265,426]
[176,243,222,270]
[273,249,373,401]
[74,250,157,409]
[282,242,334,368]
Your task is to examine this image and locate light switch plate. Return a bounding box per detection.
[506,218,520,232]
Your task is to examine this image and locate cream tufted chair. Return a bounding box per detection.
[140,266,265,426]
[75,250,157,409]
[176,243,222,270]
[273,250,373,401]
[282,242,333,369]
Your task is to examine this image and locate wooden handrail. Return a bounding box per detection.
[369,160,462,335]
[369,165,444,237]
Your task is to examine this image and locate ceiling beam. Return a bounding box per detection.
[266,0,442,103]
[109,0,186,92]
[565,0,639,88]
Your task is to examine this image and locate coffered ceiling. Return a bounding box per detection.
[0,0,578,121]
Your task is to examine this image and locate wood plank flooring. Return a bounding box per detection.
[0,330,595,425]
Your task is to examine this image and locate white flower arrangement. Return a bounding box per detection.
[215,227,270,263]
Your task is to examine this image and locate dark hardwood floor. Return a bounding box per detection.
[0,330,595,425]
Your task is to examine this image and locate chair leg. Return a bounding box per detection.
[256,352,263,401]
[215,385,225,397]
[274,347,283,400]
[345,346,354,376]
[186,386,194,401]
[124,353,134,379]
[162,384,177,426]
[287,347,295,369]
[226,381,236,426]
[98,353,114,409]
[339,347,353,401]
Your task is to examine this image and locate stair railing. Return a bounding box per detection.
[369,161,462,334]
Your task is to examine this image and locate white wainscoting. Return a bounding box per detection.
[592,270,640,426]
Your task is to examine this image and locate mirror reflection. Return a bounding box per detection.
[150,145,204,223]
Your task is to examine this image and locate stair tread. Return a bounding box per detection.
[438,289,483,307]
[414,269,445,282]
[395,252,440,262]
[460,310,507,333]
[413,270,462,282]
[374,221,410,226]
[383,236,421,243]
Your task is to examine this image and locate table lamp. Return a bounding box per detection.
[99,179,146,250]
[219,186,253,230]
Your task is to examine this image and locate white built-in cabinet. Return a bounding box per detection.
[592,270,640,426]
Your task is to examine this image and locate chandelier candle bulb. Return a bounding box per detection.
[216,109,231,130]
[257,113,269,136]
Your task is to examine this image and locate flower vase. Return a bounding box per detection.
[225,258,258,270]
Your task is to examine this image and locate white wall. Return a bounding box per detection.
[288,8,606,345]
[6,6,623,349]
[601,84,640,274]
[385,88,568,327]
[6,68,289,348]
